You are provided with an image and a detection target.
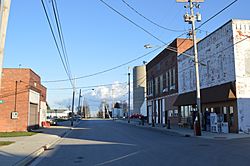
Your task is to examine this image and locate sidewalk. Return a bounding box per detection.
[115,119,250,140]
[0,120,80,166]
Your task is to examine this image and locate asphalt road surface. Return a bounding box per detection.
[33,119,250,166]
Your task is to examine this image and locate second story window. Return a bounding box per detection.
[166,72,169,92]
[155,77,159,95]
[172,68,176,90]
[160,75,163,94]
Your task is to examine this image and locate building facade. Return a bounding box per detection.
[133,65,146,115]
[175,19,250,133]
[0,68,47,132]
[146,38,193,126]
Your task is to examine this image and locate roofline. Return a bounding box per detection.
[3,68,41,81]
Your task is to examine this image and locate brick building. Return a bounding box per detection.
[146,38,193,126]
[0,68,47,132]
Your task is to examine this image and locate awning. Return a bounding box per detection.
[173,82,236,106]
[173,91,196,106]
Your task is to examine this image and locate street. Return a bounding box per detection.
[32,120,250,166]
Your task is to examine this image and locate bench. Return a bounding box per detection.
[178,118,188,127]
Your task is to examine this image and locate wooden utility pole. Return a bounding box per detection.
[177,0,203,136]
[0,0,11,93]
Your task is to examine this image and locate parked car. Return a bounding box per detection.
[47,117,57,126]
[130,113,145,119]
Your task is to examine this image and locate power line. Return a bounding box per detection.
[196,0,238,30]
[52,0,73,82]
[48,73,146,90]
[43,0,193,84]
[41,0,74,87]
[42,45,165,83]
[41,0,237,86]
[43,34,190,83]
[99,0,166,44]
[121,0,186,32]
[47,71,147,91]
[48,82,127,90]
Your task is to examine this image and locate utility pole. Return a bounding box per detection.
[128,71,131,123]
[112,88,114,120]
[78,89,82,116]
[0,0,11,93]
[71,89,75,126]
[177,0,203,136]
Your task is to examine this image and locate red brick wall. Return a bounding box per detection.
[0,68,47,132]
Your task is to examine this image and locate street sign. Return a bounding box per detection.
[176,0,204,2]
[0,100,4,104]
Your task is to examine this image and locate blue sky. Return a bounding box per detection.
[3,0,249,112]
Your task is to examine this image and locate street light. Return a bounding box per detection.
[128,68,131,123]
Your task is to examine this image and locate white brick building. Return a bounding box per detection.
[175,19,250,133]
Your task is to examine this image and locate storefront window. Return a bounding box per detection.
[181,106,184,117]
[180,106,193,118]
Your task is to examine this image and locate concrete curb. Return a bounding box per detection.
[115,120,208,139]
[14,121,81,166]
[115,120,250,140]
[115,120,185,137]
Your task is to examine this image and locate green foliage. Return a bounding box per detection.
[0,141,14,146]
[0,132,37,137]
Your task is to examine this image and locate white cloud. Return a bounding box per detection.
[92,81,128,101]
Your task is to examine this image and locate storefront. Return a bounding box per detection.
[202,101,237,133]
[174,82,238,133]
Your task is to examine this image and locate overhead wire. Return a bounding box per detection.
[99,0,166,45]
[52,0,72,81]
[41,0,74,87]
[43,0,231,83]
[43,0,194,83]
[43,45,165,83]
[196,0,238,30]
[42,0,236,84]
[121,0,186,32]
[48,82,127,90]
[47,73,147,90]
